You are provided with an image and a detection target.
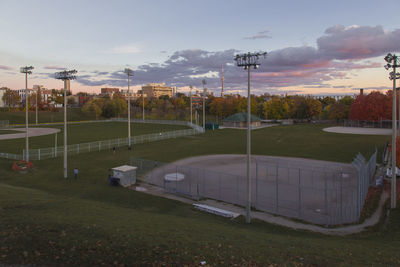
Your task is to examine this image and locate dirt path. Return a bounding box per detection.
[0,128,60,140]
[323,126,390,135]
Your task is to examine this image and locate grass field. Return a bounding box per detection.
[0,121,190,154]
[0,130,19,135]
[0,123,397,265]
[0,108,97,124]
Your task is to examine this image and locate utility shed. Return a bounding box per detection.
[111,165,137,187]
[222,112,261,128]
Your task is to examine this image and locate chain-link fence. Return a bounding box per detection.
[132,151,377,225]
[1,120,204,161]
[343,119,393,129]
[0,120,9,129]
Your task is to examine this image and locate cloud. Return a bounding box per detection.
[317,25,400,60]
[109,44,140,54]
[43,65,66,70]
[0,65,13,70]
[73,25,399,94]
[244,30,271,40]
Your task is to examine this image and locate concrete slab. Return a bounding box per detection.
[0,127,61,140]
[323,126,391,135]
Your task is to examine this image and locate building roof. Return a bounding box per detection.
[222,112,261,122]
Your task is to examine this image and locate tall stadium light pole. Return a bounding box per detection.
[202,79,206,131]
[55,70,77,179]
[124,68,134,149]
[385,53,400,209]
[189,85,193,124]
[20,66,34,162]
[234,52,267,223]
[35,88,38,125]
[142,88,145,121]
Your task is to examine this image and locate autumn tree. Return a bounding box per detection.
[2,89,21,109]
[263,96,289,119]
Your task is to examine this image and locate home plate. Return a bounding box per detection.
[164,172,185,182]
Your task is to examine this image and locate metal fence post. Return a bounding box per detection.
[324,172,328,217]
[255,161,258,208]
[340,172,343,223]
[276,164,279,213]
[38,149,41,160]
[77,144,80,154]
[298,168,302,218]
[219,173,222,199]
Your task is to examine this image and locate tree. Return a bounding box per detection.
[82,99,102,119]
[349,91,391,121]
[2,89,20,109]
[263,96,289,119]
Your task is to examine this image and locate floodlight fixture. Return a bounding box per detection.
[124,68,134,77]
[20,66,34,74]
[234,51,267,224]
[55,69,77,81]
[385,53,394,63]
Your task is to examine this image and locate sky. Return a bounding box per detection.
[0,0,399,96]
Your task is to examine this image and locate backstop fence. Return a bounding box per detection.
[0,120,203,161]
[131,150,377,225]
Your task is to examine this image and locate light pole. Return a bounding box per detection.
[190,85,193,124]
[35,88,38,125]
[142,87,145,121]
[124,68,134,149]
[385,53,400,209]
[202,79,206,131]
[20,66,34,162]
[55,69,77,179]
[234,51,267,223]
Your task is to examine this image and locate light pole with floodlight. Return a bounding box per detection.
[190,85,193,124]
[124,68,134,149]
[20,66,34,162]
[385,53,400,209]
[202,79,206,131]
[234,51,267,223]
[55,69,77,179]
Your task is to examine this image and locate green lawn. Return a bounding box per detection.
[0,123,396,265]
[0,130,19,135]
[0,108,97,124]
[0,121,190,154]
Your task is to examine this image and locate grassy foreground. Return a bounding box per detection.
[0,124,397,265]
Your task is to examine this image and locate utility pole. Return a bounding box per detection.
[124,68,134,149]
[190,85,193,124]
[55,69,77,178]
[142,88,145,121]
[385,53,400,209]
[20,66,34,162]
[221,64,224,98]
[202,79,206,131]
[234,52,267,223]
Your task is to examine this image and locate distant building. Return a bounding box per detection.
[120,89,147,100]
[101,87,120,96]
[142,83,172,98]
[16,88,33,103]
[222,112,261,128]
